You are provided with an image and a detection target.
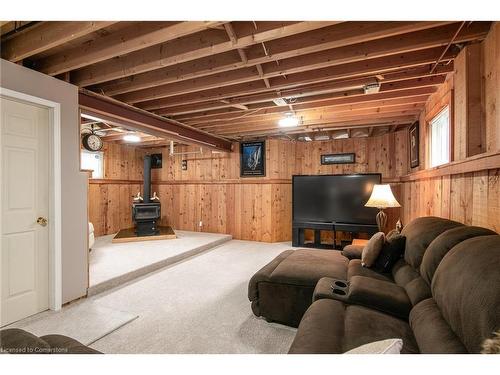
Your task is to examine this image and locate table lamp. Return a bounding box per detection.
[365,184,401,232]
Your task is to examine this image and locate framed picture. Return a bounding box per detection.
[321,153,356,165]
[409,121,419,168]
[240,141,266,177]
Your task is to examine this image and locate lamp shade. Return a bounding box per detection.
[365,184,401,209]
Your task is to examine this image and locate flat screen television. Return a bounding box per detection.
[292,174,381,225]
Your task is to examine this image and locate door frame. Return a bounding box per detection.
[0,87,62,312]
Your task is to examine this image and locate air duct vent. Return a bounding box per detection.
[272,98,288,106]
[364,82,381,94]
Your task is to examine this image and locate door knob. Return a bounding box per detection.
[36,217,48,227]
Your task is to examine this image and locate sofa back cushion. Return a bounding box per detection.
[420,226,497,285]
[431,235,500,353]
[401,216,463,270]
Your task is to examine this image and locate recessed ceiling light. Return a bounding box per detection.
[278,114,299,127]
[123,134,141,142]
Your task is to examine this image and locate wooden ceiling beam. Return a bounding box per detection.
[1,21,39,39]
[215,113,421,137]
[141,46,456,111]
[219,116,417,138]
[176,84,438,123]
[187,93,431,127]
[1,21,117,62]
[96,21,457,96]
[79,90,232,152]
[35,21,223,76]
[71,21,339,87]
[103,21,478,100]
[199,103,425,132]
[165,64,453,117]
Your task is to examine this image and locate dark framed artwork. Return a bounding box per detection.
[240,141,266,177]
[321,153,356,165]
[409,121,419,168]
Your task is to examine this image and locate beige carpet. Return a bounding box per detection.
[8,300,138,346]
[87,239,297,353]
[89,230,232,296]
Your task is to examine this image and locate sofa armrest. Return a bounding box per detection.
[313,276,412,320]
[341,244,364,260]
[347,276,412,319]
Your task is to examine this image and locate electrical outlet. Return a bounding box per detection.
[199,221,203,227]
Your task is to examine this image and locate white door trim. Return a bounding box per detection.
[0,87,62,312]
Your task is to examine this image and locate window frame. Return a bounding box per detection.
[80,149,104,179]
[428,105,451,168]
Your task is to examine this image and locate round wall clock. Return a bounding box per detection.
[82,133,103,151]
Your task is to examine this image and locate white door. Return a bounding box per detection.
[0,97,49,327]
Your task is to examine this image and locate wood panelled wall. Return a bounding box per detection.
[88,142,146,236]
[89,132,407,240]
[400,23,500,233]
[88,23,500,240]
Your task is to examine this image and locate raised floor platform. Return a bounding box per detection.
[88,230,232,296]
[112,226,176,243]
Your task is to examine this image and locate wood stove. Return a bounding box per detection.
[132,155,161,236]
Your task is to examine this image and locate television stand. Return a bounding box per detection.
[292,221,378,250]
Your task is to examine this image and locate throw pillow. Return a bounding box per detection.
[344,338,403,354]
[386,229,400,240]
[361,232,385,267]
[373,233,406,273]
[341,244,364,260]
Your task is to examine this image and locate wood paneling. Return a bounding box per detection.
[89,134,406,240]
[484,22,500,153]
[401,169,500,232]
[400,29,500,231]
[454,43,485,159]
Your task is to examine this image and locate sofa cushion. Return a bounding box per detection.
[270,249,348,286]
[289,299,419,354]
[410,298,467,353]
[391,259,420,287]
[401,216,463,270]
[431,235,500,353]
[361,232,385,267]
[420,226,497,285]
[347,259,392,282]
[404,276,432,306]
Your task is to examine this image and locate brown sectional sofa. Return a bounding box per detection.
[248,216,500,353]
[289,235,500,353]
[249,217,474,327]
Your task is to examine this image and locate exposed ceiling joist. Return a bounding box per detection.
[98,21,474,98]
[142,46,457,111]
[1,21,117,62]
[71,21,340,87]
[164,64,453,117]
[36,21,223,76]
[189,93,431,128]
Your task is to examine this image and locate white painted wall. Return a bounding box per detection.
[1,59,88,303]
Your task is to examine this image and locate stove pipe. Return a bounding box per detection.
[143,155,151,203]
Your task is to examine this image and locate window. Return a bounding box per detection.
[429,106,450,167]
[81,150,104,178]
